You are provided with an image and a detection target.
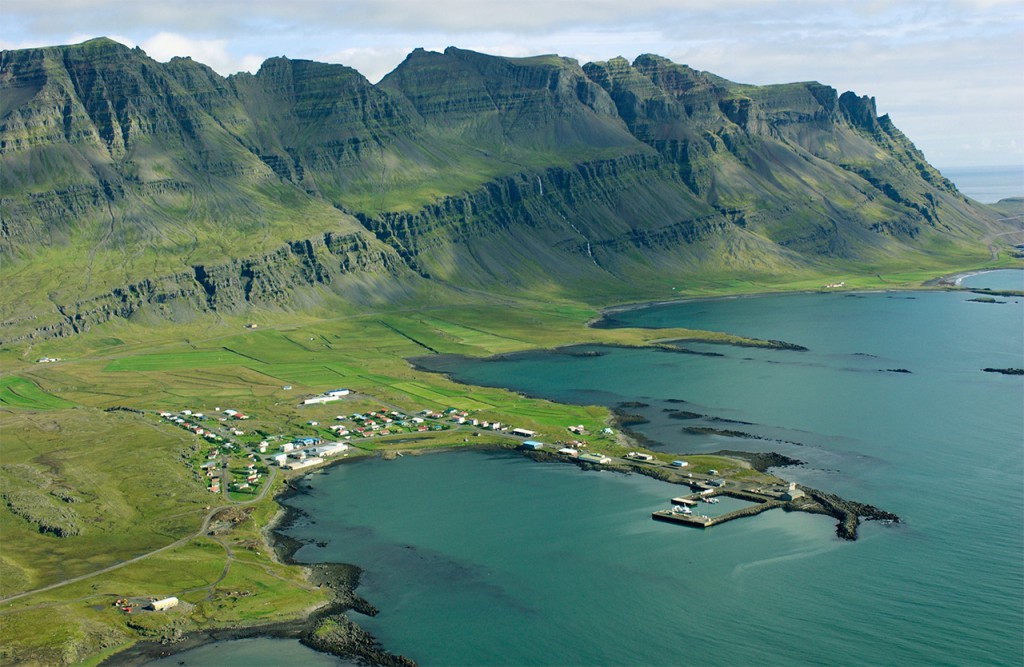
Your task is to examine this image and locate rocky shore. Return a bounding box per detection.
[100,478,417,667]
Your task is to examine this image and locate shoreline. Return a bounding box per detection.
[101,455,417,667]
[101,279,952,666]
[593,267,1024,323]
[103,419,901,667]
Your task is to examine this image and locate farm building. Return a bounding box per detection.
[303,395,336,405]
[578,453,612,465]
[149,597,179,611]
[511,428,536,438]
[521,441,543,450]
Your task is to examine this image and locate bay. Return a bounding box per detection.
[275,281,1023,666]
[959,268,1024,291]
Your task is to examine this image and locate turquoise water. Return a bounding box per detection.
[162,273,1023,666]
[960,269,1024,291]
[278,279,1023,666]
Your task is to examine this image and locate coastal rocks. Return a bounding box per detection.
[711,450,805,472]
[665,409,703,420]
[983,367,1024,375]
[303,615,416,667]
[802,487,900,541]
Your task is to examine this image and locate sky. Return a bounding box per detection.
[2,0,1022,169]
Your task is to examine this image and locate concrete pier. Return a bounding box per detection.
[653,499,785,529]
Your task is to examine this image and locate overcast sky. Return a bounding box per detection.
[2,0,1022,168]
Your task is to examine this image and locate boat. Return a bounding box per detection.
[671,505,693,515]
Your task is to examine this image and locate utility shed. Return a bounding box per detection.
[782,482,806,501]
[150,597,179,611]
[521,441,543,450]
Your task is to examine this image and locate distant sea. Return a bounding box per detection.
[941,164,1024,203]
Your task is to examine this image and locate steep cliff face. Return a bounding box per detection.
[0,39,1016,343]
[379,47,637,153]
[1,230,417,343]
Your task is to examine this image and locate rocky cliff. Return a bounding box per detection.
[1,38,1017,342]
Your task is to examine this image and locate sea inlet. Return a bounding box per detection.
[156,276,1024,666]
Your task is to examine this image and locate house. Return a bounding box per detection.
[282,442,295,453]
[272,453,289,465]
[149,597,179,612]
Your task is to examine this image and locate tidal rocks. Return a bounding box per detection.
[711,450,806,472]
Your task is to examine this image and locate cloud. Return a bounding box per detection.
[140,32,263,74]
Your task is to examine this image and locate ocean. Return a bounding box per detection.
[153,271,1023,666]
[941,165,1024,203]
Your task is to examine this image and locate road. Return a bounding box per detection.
[0,466,278,607]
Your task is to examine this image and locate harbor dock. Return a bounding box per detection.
[654,494,785,529]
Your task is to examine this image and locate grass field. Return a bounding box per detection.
[0,376,74,409]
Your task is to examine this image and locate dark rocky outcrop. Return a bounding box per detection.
[983,367,1024,375]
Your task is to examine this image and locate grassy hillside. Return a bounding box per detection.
[2,40,1020,345]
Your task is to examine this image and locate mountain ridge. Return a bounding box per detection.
[1,38,1019,344]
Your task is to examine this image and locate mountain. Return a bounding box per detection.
[0,38,1017,343]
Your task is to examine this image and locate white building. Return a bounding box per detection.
[285,457,324,470]
[313,442,350,457]
[150,597,179,611]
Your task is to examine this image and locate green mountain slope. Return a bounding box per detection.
[1,38,1018,343]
